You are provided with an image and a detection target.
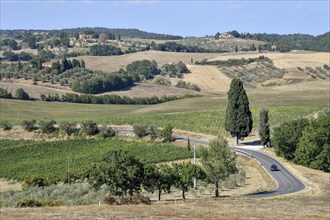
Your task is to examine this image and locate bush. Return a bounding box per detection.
[118,194,151,205]
[16,199,42,207]
[60,122,77,136]
[15,88,30,100]
[0,119,12,130]
[0,88,12,99]
[21,119,36,132]
[16,199,63,207]
[100,126,116,138]
[81,121,99,135]
[39,119,56,134]
[104,195,117,205]
[159,124,174,142]
[22,175,54,189]
[133,124,149,138]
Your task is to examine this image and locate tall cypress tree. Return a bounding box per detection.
[259,108,270,147]
[225,78,253,145]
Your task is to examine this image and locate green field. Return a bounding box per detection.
[0,139,196,181]
[1,80,328,135]
[1,98,327,135]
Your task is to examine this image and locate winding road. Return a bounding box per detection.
[119,130,307,198]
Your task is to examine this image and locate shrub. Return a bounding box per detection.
[21,119,36,132]
[16,199,63,207]
[104,195,117,205]
[16,199,42,207]
[15,88,29,100]
[0,88,12,99]
[159,124,174,142]
[100,126,116,138]
[0,119,12,130]
[39,119,57,134]
[133,124,149,138]
[118,194,151,205]
[22,175,54,189]
[60,122,77,136]
[81,121,99,135]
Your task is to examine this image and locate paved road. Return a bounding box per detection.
[147,133,307,198]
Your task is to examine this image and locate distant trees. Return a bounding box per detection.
[201,136,238,197]
[155,42,206,53]
[70,73,134,94]
[15,88,30,100]
[0,38,19,50]
[225,79,253,145]
[126,59,159,81]
[259,109,270,147]
[89,45,123,56]
[161,61,189,78]
[175,80,201,91]
[0,88,12,99]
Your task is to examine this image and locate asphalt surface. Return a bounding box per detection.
[143,132,307,198]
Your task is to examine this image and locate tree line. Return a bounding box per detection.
[41,93,195,105]
[220,30,330,52]
[272,114,329,172]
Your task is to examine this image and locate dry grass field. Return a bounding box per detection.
[179,65,231,94]
[208,51,330,69]
[81,50,225,73]
[1,199,328,220]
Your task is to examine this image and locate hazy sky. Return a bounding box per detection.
[1,0,329,36]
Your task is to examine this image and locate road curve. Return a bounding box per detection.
[166,134,307,198]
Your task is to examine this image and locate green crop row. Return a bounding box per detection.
[0,139,195,181]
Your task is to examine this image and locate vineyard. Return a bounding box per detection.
[0,139,195,181]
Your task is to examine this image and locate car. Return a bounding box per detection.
[270,164,278,171]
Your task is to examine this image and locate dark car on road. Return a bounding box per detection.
[270,164,279,171]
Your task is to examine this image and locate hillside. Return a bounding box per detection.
[0,28,183,40]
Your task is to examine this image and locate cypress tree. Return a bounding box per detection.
[225,78,253,145]
[259,108,270,147]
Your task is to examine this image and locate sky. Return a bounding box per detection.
[1,0,329,37]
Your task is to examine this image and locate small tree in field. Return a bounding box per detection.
[172,162,195,200]
[225,78,253,145]
[159,124,174,142]
[81,121,99,135]
[39,119,56,134]
[143,164,175,201]
[259,108,270,147]
[15,88,29,100]
[201,136,238,198]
